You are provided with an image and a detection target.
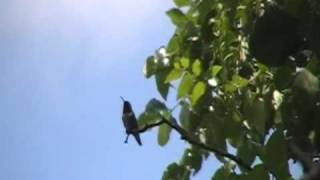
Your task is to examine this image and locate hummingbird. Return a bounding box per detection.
[121,97,142,146]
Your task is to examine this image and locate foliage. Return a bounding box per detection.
[140,0,320,179]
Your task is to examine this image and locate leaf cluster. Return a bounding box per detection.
[139,0,320,179]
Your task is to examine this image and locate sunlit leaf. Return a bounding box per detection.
[158,124,172,146]
[192,59,202,77]
[211,65,223,77]
[191,81,206,106]
[180,57,190,68]
[165,68,183,83]
[178,73,194,98]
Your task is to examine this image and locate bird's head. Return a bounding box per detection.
[121,96,132,113]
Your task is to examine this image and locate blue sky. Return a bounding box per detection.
[0,0,220,179]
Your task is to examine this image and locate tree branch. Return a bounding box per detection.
[136,117,253,171]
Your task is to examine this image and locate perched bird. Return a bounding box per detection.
[121,97,142,146]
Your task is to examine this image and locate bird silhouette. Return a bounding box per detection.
[121,97,142,146]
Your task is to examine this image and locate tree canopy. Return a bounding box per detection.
[136,0,320,179]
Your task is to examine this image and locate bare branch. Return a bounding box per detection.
[135,117,253,171]
[137,120,166,133]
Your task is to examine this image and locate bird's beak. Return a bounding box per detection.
[120,96,125,102]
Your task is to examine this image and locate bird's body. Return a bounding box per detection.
[121,98,142,146]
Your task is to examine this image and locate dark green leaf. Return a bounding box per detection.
[179,102,191,130]
[166,8,189,28]
[180,147,202,175]
[137,112,160,128]
[146,98,167,113]
[262,130,290,179]
[274,65,295,90]
[202,113,227,162]
[245,164,269,180]
[212,166,231,180]
[162,163,190,180]
[225,113,243,148]
[156,71,170,100]
[237,140,257,172]
[143,56,156,78]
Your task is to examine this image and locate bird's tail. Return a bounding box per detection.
[133,133,142,146]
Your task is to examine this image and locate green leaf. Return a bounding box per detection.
[137,111,160,128]
[243,89,274,135]
[139,98,168,127]
[212,166,231,180]
[166,8,189,28]
[158,123,172,146]
[223,83,238,93]
[232,75,249,88]
[293,69,319,91]
[178,73,193,98]
[146,98,167,112]
[211,65,223,77]
[192,59,202,77]
[167,34,181,54]
[162,163,190,180]
[180,57,190,68]
[179,102,191,130]
[174,0,190,7]
[274,65,295,90]
[225,112,243,148]
[156,71,170,100]
[224,75,249,93]
[237,140,257,171]
[165,68,183,83]
[191,81,206,106]
[143,56,156,78]
[246,164,269,180]
[202,113,227,162]
[180,147,203,175]
[262,130,290,179]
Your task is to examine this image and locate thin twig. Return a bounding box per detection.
[136,117,253,171]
